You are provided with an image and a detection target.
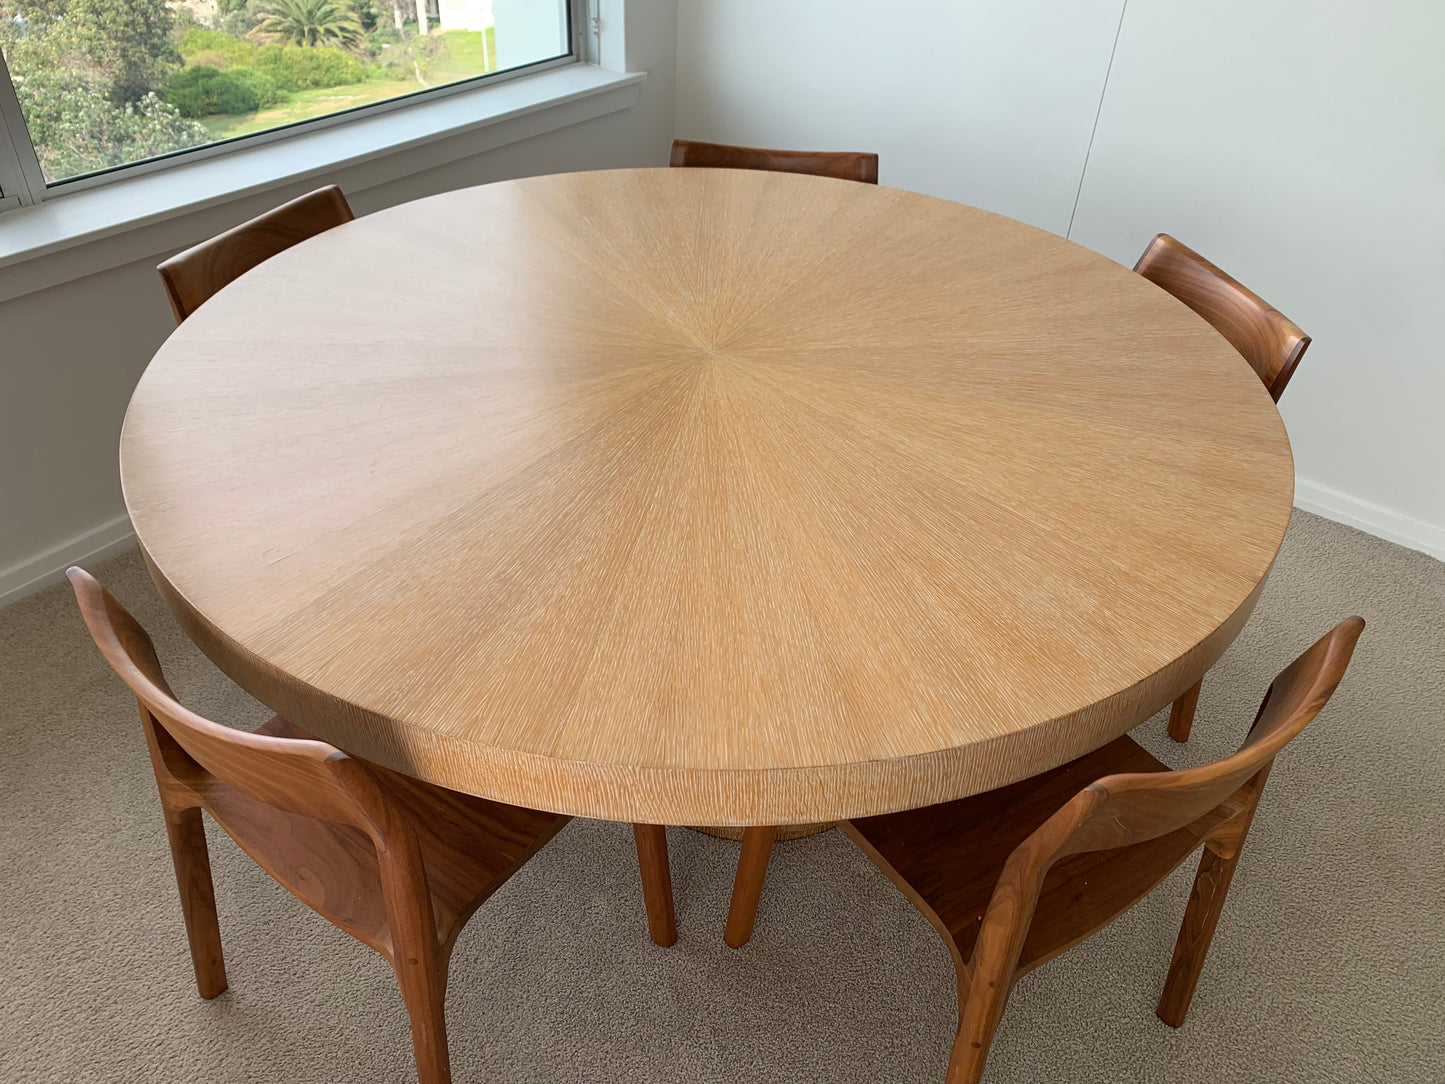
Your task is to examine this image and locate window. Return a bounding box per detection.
[0,0,575,201]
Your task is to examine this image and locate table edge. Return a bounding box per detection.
[141,543,1277,825]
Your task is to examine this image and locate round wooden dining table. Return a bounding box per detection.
[120,168,1293,847]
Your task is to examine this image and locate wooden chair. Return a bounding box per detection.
[68,567,572,1084]
[670,139,879,184]
[840,617,1362,1084]
[1134,234,1310,402]
[157,185,355,323]
[1134,233,1312,743]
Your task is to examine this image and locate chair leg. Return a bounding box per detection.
[1168,677,1203,742]
[945,1024,992,1084]
[162,803,227,999]
[946,941,1027,1084]
[392,943,452,1084]
[946,922,1032,1083]
[632,824,677,947]
[724,825,778,948]
[1157,840,1242,1027]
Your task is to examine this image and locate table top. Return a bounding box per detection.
[121,168,1294,825]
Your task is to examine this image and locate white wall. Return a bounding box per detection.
[0,0,678,605]
[1068,0,1445,556]
[677,0,1126,235]
[676,0,1445,559]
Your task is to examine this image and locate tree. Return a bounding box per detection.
[8,66,208,179]
[251,0,363,49]
[345,0,384,35]
[63,0,182,102]
[213,0,267,40]
[1,9,203,179]
[1,0,182,104]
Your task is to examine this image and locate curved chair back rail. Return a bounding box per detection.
[157,185,354,323]
[1058,619,1361,856]
[669,138,879,184]
[842,617,1364,1084]
[1134,232,1310,400]
[69,567,389,831]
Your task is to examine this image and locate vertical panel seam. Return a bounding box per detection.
[1067,0,1129,240]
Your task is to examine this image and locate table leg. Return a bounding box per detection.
[1168,677,1203,743]
[632,823,677,947]
[724,825,779,948]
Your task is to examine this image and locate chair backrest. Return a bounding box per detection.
[68,567,394,836]
[669,139,879,184]
[157,185,355,324]
[1042,617,1364,863]
[1133,233,1310,401]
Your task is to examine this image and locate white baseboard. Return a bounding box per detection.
[1294,479,1445,562]
[0,514,137,610]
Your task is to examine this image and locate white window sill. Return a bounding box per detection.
[0,63,645,302]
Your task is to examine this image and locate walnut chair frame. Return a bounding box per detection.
[157,185,356,323]
[842,617,1363,1084]
[670,139,879,184]
[70,567,575,1084]
[1134,232,1312,744]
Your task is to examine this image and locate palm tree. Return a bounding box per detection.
[252,0,365,49]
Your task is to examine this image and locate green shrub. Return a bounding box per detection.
[186,48,245,69]
[254,44,365,91]
[177,29,259,68]
[224,67,286,108]
[161,65,285,118]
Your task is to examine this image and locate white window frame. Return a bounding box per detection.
[0,0,594,208]
[0,47,42,208]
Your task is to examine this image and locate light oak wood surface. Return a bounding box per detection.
[120,168,1295,826]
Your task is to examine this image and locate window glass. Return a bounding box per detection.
[0,0,570,185]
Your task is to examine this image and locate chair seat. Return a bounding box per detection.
[192,715,569,960]
[846,736,1212,975]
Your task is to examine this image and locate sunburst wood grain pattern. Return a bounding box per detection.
[121,168,1294,825]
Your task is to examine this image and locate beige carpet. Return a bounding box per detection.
[2,510,1442,1083]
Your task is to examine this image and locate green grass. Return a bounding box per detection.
[199,29,496,142]
[201,79,416,139]
[431,28,497,80]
